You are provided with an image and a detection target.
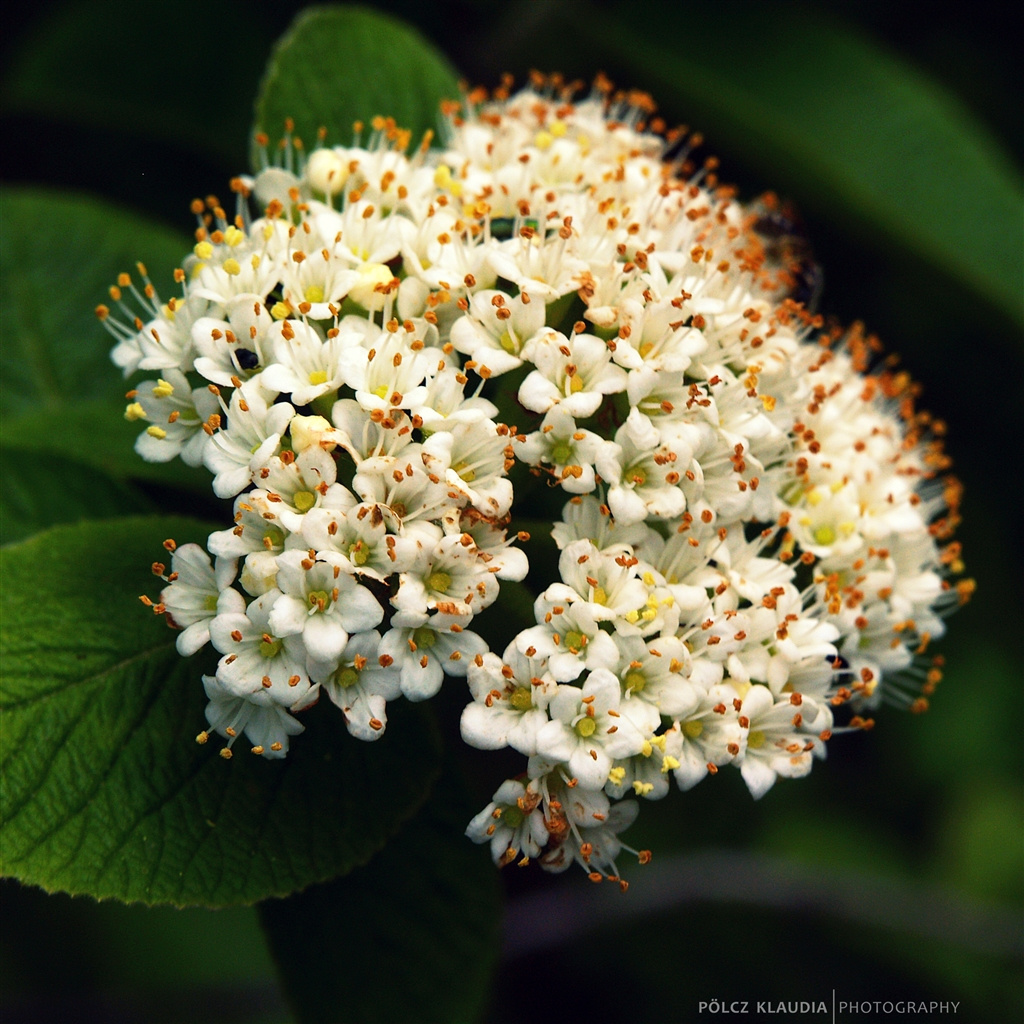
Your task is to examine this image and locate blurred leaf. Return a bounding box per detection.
[0,188,207,487]
[937,781,1024,903]
[252,5,461,165]
[0,0,274,169]
[0,400,211,492]
[0,516,441,906]
[261,763,501,1024]
[0,445,155,546]
[556,1,1023,329]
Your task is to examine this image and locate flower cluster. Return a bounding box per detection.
[100,76,970,885]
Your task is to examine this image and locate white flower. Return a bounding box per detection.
[466,779,549,867]
[251,445,351,534]
[206,490,293,597]
[125,369,219,466]
[391,531,499,629]
[379,623,488,701]
[516,594,619,683]
[449,288,545,376]
[269,550,385,671]
[515,406,610,494]
[188,225,282,306]
[518,329,626,419]
[209,590,313,705]
[202,380,295,499]
[535,669,653,789]
[158,543,241,656]
[667,683,745,790]
[736,687,833,798]
[421,421,514,517]
[192,293,275,386]
[260,317,361,407]
[317,630,401,740]
[596,426,689,526]
[199,673,304,759]
[460,646,557,755]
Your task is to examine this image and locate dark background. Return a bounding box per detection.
[2,2,1021,1022]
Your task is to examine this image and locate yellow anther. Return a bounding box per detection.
[549,119,567,137]
[146,425,168,439]
[535,130,553,150]
[194,241,214,260]
[124,402,146,421]
[661,755,681,772]
[224,225,245,247]
[632,781,654,796]
[270,301,291,320]
[222,258,241,276]
[152,379,174,398]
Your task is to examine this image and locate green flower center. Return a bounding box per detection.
[203,594,219,612]
[683,719,704,739]
[813,525,836,546]
[308,369,328,386]
[412,626,437,650]
[624,670,647,693]
[293,490,317,513]
[575,716,597,738]
[263,527,285,549]
[550,441,574,465]
[563,629,586,652]
[625,463,647,486]
[747,729,766,749]
[498,330,519,354]
[509,685,533,711]
[259,637,283,658]
[427,571,452,594]
[304,284,325,303]
[336,666,360,689]
[308,589,331,611]
[502,804,525,829]
[349,541,369,566]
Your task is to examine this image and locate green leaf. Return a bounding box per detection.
[555,1,1024,328]
[0,446,155,547]
[0,517,441,906]
[0,188,206,487]
[260,763,501,1024]
[0,0,273,170]
[252,6,461,165]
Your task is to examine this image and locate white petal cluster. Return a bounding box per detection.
[110,78,969,881]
